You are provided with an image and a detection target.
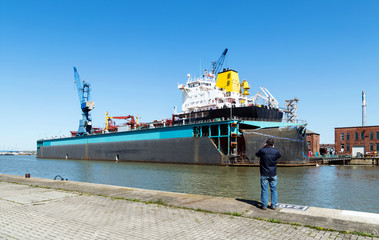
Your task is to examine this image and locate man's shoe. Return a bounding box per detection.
[262,206,267,210]
[269,205,276,210]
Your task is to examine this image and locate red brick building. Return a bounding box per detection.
[306,130,320,156]
[335,126,379,156]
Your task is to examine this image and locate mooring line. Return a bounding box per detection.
[244,131,304,142]
[245,131,308,158]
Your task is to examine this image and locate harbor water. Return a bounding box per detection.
[1,155,378,214]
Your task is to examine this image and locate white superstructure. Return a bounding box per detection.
[178,68,279,114]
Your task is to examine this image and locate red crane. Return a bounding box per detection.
[105,112,137,132]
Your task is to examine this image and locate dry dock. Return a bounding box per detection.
[0,174,378,239]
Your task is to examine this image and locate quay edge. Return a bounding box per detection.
[0,173,378,236]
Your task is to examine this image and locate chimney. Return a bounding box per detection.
[362,90,367,126]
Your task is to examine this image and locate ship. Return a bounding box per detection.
[37,49,309,166]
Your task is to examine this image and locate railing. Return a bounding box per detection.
[310,155,379,165]
[40,117,307,140]
[309,155,352,165]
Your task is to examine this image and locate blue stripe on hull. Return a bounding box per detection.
[39,125,194,147]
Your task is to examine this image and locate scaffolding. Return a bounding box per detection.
[285,98,299,123]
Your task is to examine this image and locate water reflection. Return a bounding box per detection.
[0,155,378,213]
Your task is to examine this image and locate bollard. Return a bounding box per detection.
[25,173,30,178]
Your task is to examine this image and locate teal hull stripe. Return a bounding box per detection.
[40,127,194,147]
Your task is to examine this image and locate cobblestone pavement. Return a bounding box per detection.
[0,182,377,240]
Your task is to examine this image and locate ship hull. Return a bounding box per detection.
[37,137,227,165]
[37,121,308,166]
[175,105,283,122]
[209,105,283,121]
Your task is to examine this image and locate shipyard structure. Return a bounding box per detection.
[37,49,308,165]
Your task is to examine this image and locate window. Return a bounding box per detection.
[341,144,344,152]
[370,143,374,151]
[346,133,350,140]
[346,144,350,152]
[355,132,358,140]
[361,132,364,140]
[340,133,344,140]
[377,143,379,151]
[377,132,379,140]
[307,141,310,147]
[370,132,373,140]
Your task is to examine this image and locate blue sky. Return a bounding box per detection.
[1,0,378,150]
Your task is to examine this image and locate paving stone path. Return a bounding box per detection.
[0,182,377,240]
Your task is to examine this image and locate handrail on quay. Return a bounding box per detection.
[309,155,379,166]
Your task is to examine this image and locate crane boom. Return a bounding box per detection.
[252,87,279,109]
[212,48,228,77]
[74,67,92,105]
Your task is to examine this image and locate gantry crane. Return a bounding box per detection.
[73,67,95,136]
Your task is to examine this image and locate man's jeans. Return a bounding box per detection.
[260,175,277,208]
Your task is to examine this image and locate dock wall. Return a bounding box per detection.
[38,137,227,165]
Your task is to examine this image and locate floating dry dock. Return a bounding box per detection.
[37,119,308,165]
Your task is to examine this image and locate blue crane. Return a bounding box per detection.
[212,48,228,79]
[73,67,95,136]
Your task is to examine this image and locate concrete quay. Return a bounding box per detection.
[0,174,378,240]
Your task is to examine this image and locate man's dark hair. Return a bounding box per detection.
[266,138,274,146]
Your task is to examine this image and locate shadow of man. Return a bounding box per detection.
[235,198,263,209]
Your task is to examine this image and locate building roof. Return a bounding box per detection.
[306,129,319,135]
[335,125,379,129]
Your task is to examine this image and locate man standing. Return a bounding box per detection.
[255,138,281,210]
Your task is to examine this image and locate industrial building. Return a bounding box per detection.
[335,126,379,156]
[334,90,379,157]
[306,130,320,156]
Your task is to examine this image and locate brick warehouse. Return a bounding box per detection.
[335,126,379,156]
[306,130,320,156]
